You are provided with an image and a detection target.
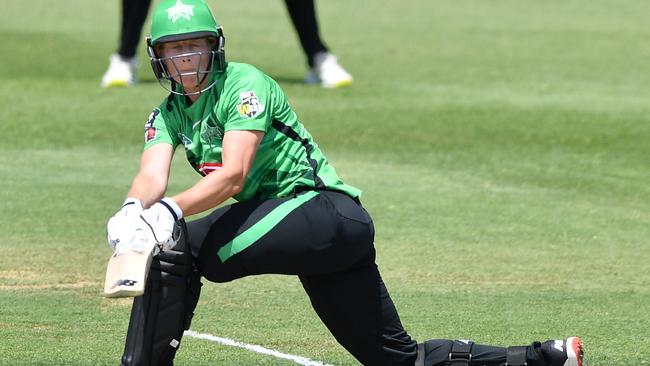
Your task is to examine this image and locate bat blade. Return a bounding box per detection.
[103,249,153,298]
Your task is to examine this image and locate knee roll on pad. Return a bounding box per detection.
[120,220,202,366]
[505,346,528,366]
[420,339,531,366]
[414,343,426,366]
[449,340,474,366]
[416,339,474,366]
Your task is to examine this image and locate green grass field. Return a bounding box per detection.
[1,0,649,364]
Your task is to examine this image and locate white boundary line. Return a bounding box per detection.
[184,330,336,366]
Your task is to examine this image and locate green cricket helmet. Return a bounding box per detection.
[146,0,226,95]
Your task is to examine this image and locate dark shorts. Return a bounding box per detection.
[186,189,419,365]
[187,189,376,282]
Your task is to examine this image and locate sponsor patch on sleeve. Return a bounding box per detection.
[144,108,160,143]
[236,91,264,118]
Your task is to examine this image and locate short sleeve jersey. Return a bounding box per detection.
[142,62,361,202]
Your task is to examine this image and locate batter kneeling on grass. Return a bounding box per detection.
[105,1,585,365]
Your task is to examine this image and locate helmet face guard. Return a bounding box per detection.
[147,0,226,96]
[146,30,225,96]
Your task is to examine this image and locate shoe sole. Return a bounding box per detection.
[322,79,353,88]
[102,81,130,88]
[565,336,584,366]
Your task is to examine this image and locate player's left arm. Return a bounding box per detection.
[171,129,264,216]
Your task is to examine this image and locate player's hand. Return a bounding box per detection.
[107,198,143,251]
[138,197,183,252]
[109,222,157,255]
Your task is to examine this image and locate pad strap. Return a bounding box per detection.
[414,343,426,366]
[449,340,474,366]
[120,220,201,366]
[506,346,528,366]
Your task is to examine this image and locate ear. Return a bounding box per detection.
[207,37,218,48]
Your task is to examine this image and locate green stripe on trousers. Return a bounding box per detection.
[217,190,319,262]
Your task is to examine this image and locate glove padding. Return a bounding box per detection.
[117,222,157,255]
[138,197,184,253]
[107,198,144,252]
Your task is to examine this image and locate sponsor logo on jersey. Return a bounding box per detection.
[236,91,264,118]
[201,123,223,144]
[166,0,194,23]
[145,127,157,143]
[144,108,160,143]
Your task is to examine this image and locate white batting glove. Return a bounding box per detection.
[126,221,158,255]
[107,198,143,252]
[138,197,183,252]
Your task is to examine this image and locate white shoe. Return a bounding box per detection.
[305,52,353,88]
[101,54,137,88]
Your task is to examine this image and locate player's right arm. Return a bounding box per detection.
[106,143,173,251]
[126,106,179,208]
[127,143,174,209]
[106,107,177,252]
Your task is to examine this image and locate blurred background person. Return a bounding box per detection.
[101,0,353,89]
[101,0,150,88]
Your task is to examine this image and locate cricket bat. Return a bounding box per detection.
[103,248,154,298]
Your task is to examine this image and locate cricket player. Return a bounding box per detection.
[106,1,585,365]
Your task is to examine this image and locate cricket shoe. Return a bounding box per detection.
[541,337,584,366]
[305,51,353,88]
[101,54,137,88]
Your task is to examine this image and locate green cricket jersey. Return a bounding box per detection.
[143,62,361,202]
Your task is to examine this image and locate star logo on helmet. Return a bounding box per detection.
[166,0,194,23]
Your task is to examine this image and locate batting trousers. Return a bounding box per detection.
[118,0,151,59]
[284,0,329,67]
[186,190,547,366]
[116,0,327,66]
